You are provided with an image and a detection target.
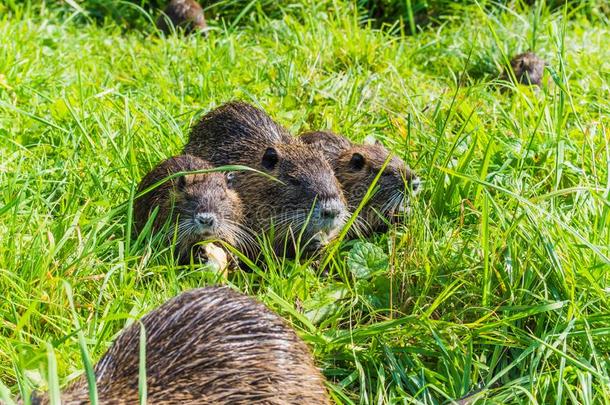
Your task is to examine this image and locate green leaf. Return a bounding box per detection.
[138,321,148,405]
[0,379,16,405]
[304,283,349,325]
[347,242,389,280]
[46,343,61,405]
[357,275,392,310]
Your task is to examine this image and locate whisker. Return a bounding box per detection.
[267,212,308,236]
[354,216,373,237]
[392,192,405,214]
[381,191,404,215]
[224,219,257,236]
[220,223,257,257]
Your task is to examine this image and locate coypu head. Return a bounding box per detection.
[301,131,420,236]
[184,101,349,258]
[335,143,420,234]
[237,143,348,256]
[156,0,208,35]
[134,155,248,262]
[503,51,546,86]
[28,286,331,404]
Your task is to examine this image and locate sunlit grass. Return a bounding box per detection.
[1,1,609,403]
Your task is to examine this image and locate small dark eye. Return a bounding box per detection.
[289,177,301,186]
[349,153,365,170]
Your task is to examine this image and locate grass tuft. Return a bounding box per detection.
[0,0,609,403]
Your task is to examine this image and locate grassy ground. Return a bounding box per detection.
[1,1,609,403]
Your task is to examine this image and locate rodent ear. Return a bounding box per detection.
[349,152,365,170]
[261,147,279,171]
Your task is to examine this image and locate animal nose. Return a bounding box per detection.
[410,176,421,193]
[195,213,216,228]
[317,198,345,224]
[320,207,340,221]
[403,168,421,194]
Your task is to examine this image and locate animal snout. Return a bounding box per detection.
[409,176,421,193]
[403,169,421,194]
[195,212,217,231]
[320,206,341,221]
[316,199,346,227]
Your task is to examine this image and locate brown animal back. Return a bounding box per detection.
[157,0,207,34]
[300,130,353,162]
[501,51,546,86]
[41,287,330,404]
[184,101,297,166]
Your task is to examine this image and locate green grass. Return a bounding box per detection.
[1,1,609,403]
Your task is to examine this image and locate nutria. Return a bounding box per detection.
[134,154,251,264]
[300,131,420,236]
[30,286,330,404]
[184,101,348,258]
[500,51,546,86]
[156,0,208,34]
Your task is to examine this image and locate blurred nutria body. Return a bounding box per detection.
[184,101,348,258]
[501,51,546,86]
[31,286,330,404]
[300,131,420,236]
[156,0,207,34]
[134,155,249,263]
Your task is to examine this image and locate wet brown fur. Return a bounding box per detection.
[156,0,207,34]
[184,101,348,257]
[501,51,546,86]
[300,131,419,236]
[133,155,245,263]
[31,286,330,405]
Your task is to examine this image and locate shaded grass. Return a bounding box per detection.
[1,1,609,404]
